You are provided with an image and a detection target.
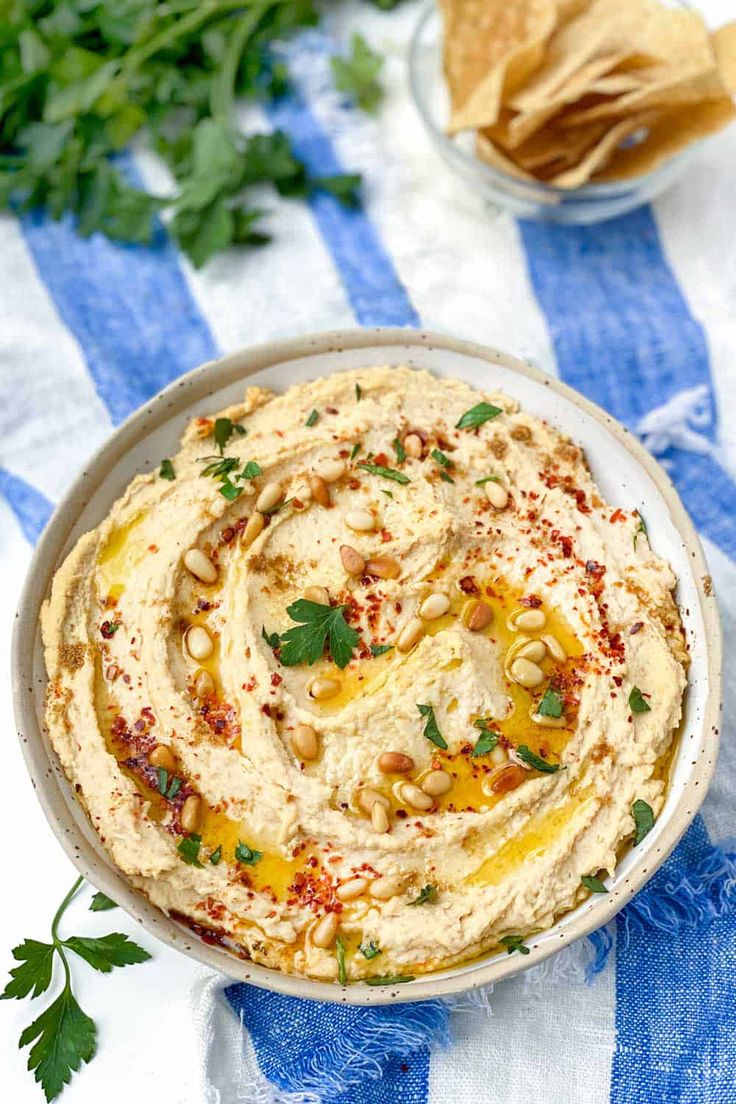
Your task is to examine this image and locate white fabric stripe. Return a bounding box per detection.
[309,2,557,372]
[430,942,615,1104]
[134,102,355,359]
[0,217,112,500]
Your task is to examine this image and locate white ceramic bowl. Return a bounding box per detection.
[12,329,721,1005]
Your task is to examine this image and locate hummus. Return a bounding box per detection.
[42,366,687,982]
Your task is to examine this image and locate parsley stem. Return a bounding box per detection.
[125,0,282,72]
[51,876,85,944]
[210,4,271,123]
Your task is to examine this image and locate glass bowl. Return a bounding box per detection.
[408,1,698,224]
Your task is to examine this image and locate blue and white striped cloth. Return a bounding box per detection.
[2,3,736,1102]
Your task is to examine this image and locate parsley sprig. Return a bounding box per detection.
[2,877,150,1101]
[331,34,384,114]
[278,599,360,670]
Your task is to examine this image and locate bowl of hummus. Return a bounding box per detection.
[13,329,720,1004]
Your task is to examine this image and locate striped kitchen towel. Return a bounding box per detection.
[2,4,736,1103]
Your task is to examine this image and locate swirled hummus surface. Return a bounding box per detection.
[42,366,687,983]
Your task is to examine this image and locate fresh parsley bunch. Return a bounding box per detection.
[0,0,396,267]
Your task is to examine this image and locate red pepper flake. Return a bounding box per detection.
[519,594,542,608]
[585,560,605,577]
[380,530,393,542]
[270,672,283,687]
[147,544,158,553]
[373,452,389,466]
[630,621,644,635]
[610,508,625,523]
[100,620,120,639]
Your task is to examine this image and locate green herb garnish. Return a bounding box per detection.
[632,800,655,845]
[88,893,117,913]
[214,417,244,454]
[538,688,564,719]
[408,884,437,907]
[355,383,362,402]
[262,626,281,650]
[499,934,529,955]
[471,719,498,757]
[305,409,319,427]
[335,936,347,986]
[363,975,415,986]
[633,511,648,550]
[331,34,384,114]
[241,461,262,480]
[159,459,175,481]
[581,875,608,894]
[431,448,452,469]
[278,599,360,670]
[350,442,361,461]
[456,403,502,430]
[515,745,561,773]
[417,704,448,750]
[629,687,651,714]
[177,834,204,868]
[2,877,150,1101]
[475,475,500,485]
[381,489,394,499]
[234,841,262,866]
[370,643,394,657]
[156,768,182,801]
[360,940,382,960]
[392,437,406,462]
[357,462,410,485]
[209,846,222,866]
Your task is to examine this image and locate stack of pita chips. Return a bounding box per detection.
[440,0,736,187]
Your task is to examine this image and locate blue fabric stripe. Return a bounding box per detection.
[518,207,736,561]
[225,984,443,1103]
[265,91,420,328]
[0,467,53,543]
[20,159,218,426]
[611,819,736,1104]
[516,206,731,1103]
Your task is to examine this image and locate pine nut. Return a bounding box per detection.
[365,556,400,580]
[419,592,450,620]
[149,744,177,772]
[371,802,390,833]
[396,618,425,653]
[370,876,403,900]
[193,668,215,699]
[485,481,509,509]
[509,656,545,688]
[304,585,330,606]
[256,482,283,514]
[180,794,202,833]
[530,711,567,728]
[316,458,347,484]
[309,474,331,508]
[489,745,508,768]
[400,783,434,811]
[542,633,566,661]
[403,433,423,459]
[309,677,341,701]
[312,912,338,949]
[463,599,493,632]
[242,511,265,548]
[340,544,365,576]
[291,723,320,760]
[487,764,526,795]
[183,548,217,584]
[358,787,390,813]
[336,877,368,902]
[184,625,213,661]
[378,751,415,774]
[421,770,452,796]
[345,508,375,532]
[510,608,546,631]
[513,639,546,664]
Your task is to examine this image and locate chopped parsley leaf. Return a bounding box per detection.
[177,834,204,868]
[417,704,448,750]
[335,936,347,986]
[499,934,529,955]
[515,745,561,773]
[209,846,222,866]
[305,409,319,427]
[392,437,406,462]
[456,402,502,430]
[357,461,410,485]
[632,800,655,845]
[234,841,262,866]
[370,643,394,657]
[581,874,608,894]
[408,884,437,907]
[159,459,175,481]
[360,940,382,960]
[629,686,651,714]
[538,687,564,719]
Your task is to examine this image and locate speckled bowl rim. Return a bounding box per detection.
[12,328,722,1006]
